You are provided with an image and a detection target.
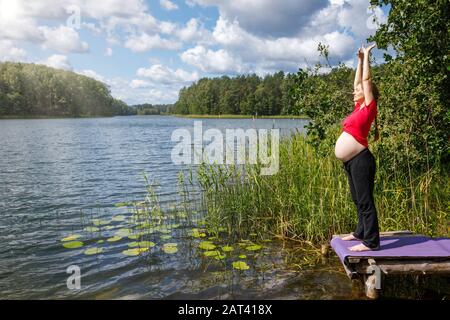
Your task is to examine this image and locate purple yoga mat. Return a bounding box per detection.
[330,236,450,262]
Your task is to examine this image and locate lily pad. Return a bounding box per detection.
[115,228,132,237]
[112,215,126,222]
[138,241,155,248]
[97,240,104,244]
[107,236,122,242]
[190,228,206,238]
[92,219,109,226]
[204,250,225,260]
[199,241,216,250]
[128,242,139,247]
[62,241,83,249]
[84,247,103,255]
[122,247,148,256]
[61,234,81,242]
[221,246,234,252]
[204,250,221,257]
[162,243,178,254]
[160,235,172,240]
[238,254,247,259]
[84,226,99,232]
[232,261,250,270]
[128,234,141,240]
[245,244,262,251]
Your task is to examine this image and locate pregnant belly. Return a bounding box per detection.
[334,131,366,162]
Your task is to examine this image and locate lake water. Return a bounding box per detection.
[0,116,358,299]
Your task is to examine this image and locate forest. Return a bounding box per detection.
[0,62,135,118]
[172,72,297,116]
[133,103,173,115]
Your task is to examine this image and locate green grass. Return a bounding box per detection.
[171,114,309,119]
[189,131,449,245]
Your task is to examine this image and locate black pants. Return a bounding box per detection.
[343,148,380,249]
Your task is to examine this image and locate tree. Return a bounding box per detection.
[369,0,450,169]
[0,62,135,117]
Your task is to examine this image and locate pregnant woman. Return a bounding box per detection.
[335,43,380,251]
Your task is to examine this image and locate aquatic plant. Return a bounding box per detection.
[162,243,178,254]
[62,241,84,249]
[122,247,148,256]
[198,241,216,250]
[84,247,103,255]
[232,261,250,270]
[61,234,81,242]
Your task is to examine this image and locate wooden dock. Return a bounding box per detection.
[330,231,450,299]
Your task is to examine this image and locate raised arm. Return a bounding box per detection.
[362,43,376,106]
[354,47,363,90]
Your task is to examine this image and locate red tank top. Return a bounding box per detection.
[342,99,377,148]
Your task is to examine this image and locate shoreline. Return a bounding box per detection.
[171,114,310,119]
[1,114,310,120]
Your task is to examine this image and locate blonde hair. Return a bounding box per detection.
[372,83,380,143]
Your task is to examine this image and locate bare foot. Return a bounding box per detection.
[341,234,358,241]
[349,243,372,251]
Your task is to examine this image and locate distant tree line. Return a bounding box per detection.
[133,103,173,115]
[0,62,135,117]
[172,72,297,116]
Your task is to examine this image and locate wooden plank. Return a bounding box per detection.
[355,260,450,275]
[348,257,361,264]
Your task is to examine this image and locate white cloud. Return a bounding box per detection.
[105,47,113,56]
[188,0,329,37]
[184,16,354,75]
[337,0,387,38]
[174,18,213,44]
[0,0,181,55]
[130,79,152,89]
[125,33,181,52]
[40,54,72,70]
[159,21,178,34]
[185,0,196,8]
[180,0,387,75]
[160,0,179,11]
[0,40,27,62]
[137,64,200,84]
[109,76,179,105]
[40,26,89,53]
[180,45,244,74]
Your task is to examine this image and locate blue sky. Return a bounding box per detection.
[0,0,389,105]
